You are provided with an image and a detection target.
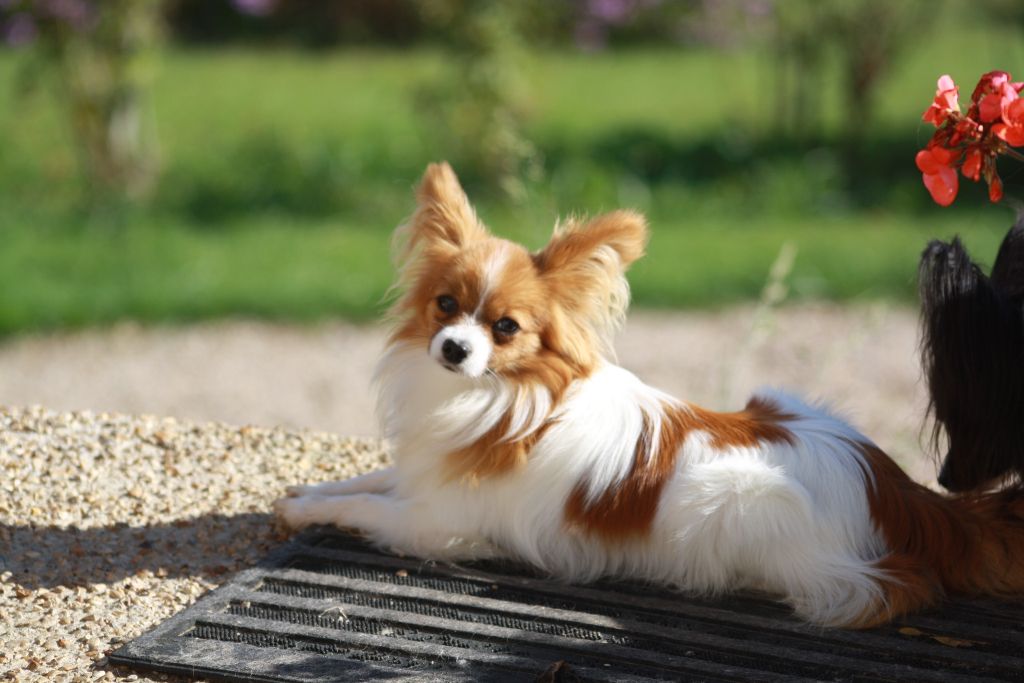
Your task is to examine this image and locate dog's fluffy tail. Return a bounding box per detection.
[918,220,1024,492]
[854,444,1024,626]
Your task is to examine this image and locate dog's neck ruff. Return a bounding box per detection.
[374,342,555,478]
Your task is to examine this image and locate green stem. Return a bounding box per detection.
[1003,146,1024,163]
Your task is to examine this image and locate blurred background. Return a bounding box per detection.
[0,0,1021,474]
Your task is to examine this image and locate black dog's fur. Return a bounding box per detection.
[918,216,1024,491]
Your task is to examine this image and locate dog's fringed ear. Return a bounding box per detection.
[991,213,1024,302]
[538,210,648,276]
[535,210,649,363]
[398,163,488,261]
[919,235,1024,492]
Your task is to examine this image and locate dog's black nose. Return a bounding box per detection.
[441,338,470,365]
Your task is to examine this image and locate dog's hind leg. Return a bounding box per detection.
[668,457,884,627]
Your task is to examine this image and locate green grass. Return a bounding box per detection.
[0,217,392,332]
[1,6,1022,335]
[0,208,1011,336]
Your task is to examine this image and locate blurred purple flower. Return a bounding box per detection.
[232,0,275,17]
[3,12,37,46]
[576,0,663,50]
[585,0,662,25]
[39,0,93,28]
[587,0,635,25]
[745,0,773,18]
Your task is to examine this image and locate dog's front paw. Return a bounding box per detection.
[284,484,313,498]
[274,496,319,530]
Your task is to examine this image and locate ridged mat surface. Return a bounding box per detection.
[110,528,1024,682]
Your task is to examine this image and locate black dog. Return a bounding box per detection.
[918,216,1024,491]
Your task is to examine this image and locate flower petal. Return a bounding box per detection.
[931,146,957,165]
[979,93,1003,122]
[1005,98,1024,125]
[989,174,1003,203]
[916,149,939,174]
[943,90,959,109]
[962,147,982,181]
[923,166,959,206]
[972,70,1012,103]
[922,105,943,125]
[992,123,1024,147]
[1005,128,1024,147]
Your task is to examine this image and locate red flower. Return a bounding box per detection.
[993,98,1024,147]
[916,145,960,207]
[971,70,1023,122]
[982,86,1020,124]
[917,71,1024,206]
[989,174,1003,203]
[961,145,983,181]
[971,71,1012,102]
[951,117,982,146]
[922,74,959,126]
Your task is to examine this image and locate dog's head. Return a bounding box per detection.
[919,226,1024,492]
[387,163,648,391]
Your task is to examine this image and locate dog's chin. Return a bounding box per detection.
[435,358,488,379]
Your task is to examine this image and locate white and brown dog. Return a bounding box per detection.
[277,163,1024,628]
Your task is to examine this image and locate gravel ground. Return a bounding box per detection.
[0,406,388,681]
[0,305,941,681]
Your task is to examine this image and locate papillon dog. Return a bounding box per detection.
[276,163,1024,628]
[919,217,1024,492]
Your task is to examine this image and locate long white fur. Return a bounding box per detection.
[277,334,891,626]
[275,196,896,626]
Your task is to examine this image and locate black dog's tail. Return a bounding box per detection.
[918,218,1024,492]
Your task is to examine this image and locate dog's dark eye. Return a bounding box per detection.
[493,317,519,336]
[437,295,458,315]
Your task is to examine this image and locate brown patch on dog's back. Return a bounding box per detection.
[564,408,684,542]
[690,397,797,449]
[565,397,796,542]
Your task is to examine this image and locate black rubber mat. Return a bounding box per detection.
[110,527,1024,682]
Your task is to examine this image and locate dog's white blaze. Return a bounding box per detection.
[473,242,511,319]
[426,240,510,380]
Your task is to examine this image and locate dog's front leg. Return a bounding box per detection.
[274,492,498,561]
[284,466,398,498]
